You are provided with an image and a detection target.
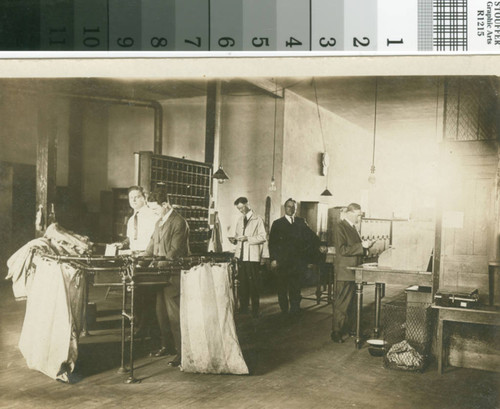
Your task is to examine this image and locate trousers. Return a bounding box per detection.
[332,280,356,333]
[238,261,261,316]
[276,263,303,313]
[156,278,181,360]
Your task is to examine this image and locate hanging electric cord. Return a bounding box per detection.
[368,78,378,184]
[312,78,332,197]
[269,80,278,192]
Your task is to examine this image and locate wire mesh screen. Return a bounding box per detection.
[444,78,498,142]
[382,302,433,372]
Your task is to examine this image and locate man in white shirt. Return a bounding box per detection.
[115,186,159,252]
[113,186,160,346]
[229,197,267,318]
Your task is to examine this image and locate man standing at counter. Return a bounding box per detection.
[331,203,374,343]
[113,186,159,346]
[144,187,190,368]
[115,186,158,253]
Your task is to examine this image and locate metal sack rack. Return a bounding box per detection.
[40,252,236,383]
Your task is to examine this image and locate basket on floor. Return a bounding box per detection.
[382,302,433,372]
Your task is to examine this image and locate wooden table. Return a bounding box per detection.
[431,304,500,374]
[488,261,500,306]
[347,266,433,348]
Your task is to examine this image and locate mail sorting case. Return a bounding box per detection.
[137,151,212,255]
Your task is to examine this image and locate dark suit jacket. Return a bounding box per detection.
[333,219,365,281]
[144,210,190,295]
[269,216,320,267]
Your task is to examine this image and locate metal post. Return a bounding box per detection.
[374,283,382,338]
[80,273,91,337]
[234,261,240,312]
[355,282,364,349]
[125,273,140,383]
[117,276,128,374]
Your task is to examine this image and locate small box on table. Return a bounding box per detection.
[434,286,479,308]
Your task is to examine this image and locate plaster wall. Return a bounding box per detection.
[161,96,206,162]
[107,104,155,189]
[216,93,279,248]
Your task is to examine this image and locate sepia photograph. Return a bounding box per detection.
[0,58,499,408]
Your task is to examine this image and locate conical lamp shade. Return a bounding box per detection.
[213,166,229,181]
[320,188,332,197]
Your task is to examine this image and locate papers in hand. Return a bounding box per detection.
[105,244,118,256]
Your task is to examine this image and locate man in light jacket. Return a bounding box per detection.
[230,197,267,318]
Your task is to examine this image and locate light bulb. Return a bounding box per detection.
[368,165,376,184]
[269,177,277,192]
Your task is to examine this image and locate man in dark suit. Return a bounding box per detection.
[269,198,320,315]
[144,187,190,367]
[331,203,374,343]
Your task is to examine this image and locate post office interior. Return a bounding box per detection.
[0,76,499,407]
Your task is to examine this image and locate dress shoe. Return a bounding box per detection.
[330,331,344,343]
[150,347,173,358]
[168,359,181,367]
[127,329,149,342]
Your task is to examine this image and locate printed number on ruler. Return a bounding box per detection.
[82,27,101,48]
[218,37,235,47]
[185,37,202,48]
[319,37,336,47]
[252,37,270,48]
[117,37,134,48]
[49,27,67,45]
[353,37,370,47]
[387,39,403,46]
[286,37,302,47]
[151,37,168,48]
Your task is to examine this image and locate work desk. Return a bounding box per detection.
[431,304,500,374]
[347,266,433,348]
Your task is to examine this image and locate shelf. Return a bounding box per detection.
[139,152,212,255]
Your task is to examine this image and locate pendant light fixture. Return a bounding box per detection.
[313,78,332,197]
[269,80,278,192]
[213,164,229,183]
[368,78,378,185]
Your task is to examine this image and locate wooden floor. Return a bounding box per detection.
[0,281,498,409]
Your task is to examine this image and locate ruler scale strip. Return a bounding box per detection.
[0,0,498,53]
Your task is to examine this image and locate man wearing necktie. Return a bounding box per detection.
[330,203,375,343]
[113,186,159,346]
[144,186,190,368]
[269,198,320,316]
[114,186,158,253]
[229,197,267,318]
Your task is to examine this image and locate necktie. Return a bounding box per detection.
[133,212,138,240]
[240,216,248,260]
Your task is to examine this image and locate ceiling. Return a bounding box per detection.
[0,76,497,132]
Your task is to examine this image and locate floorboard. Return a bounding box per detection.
[0,281,498,409]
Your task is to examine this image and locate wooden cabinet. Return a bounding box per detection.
[299,201,328,242]
[99,188,130,243]
[112,188,131,242]
[137,151,212,255]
